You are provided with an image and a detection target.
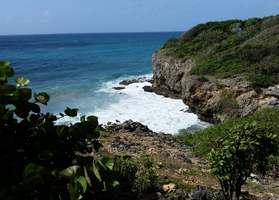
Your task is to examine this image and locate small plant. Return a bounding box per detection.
[208,122,279,200]
[216,90,239,115]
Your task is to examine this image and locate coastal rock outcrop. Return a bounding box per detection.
[150,15,279,123]
[151,51,279,123]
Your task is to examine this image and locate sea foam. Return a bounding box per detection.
[93,76,208,134]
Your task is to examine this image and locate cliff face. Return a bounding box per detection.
[152,51,279,123]
[151,15,279,123]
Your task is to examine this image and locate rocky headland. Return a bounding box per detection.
[103,15,279,199]
[149,15,279,123]
[151,51,279,123]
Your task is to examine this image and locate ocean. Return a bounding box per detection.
[0,32,208,134]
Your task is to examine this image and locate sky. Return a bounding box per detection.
[1,0,279,35]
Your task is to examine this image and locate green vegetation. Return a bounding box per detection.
[0,60,116,199]
[177,109,279,199]
[176,108,279,157]
[114,156,157,195]
[161,15,279,87]
[216,89,239,115]
[209,122,279,200]
[0,61,158,200]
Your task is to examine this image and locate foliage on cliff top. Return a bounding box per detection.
[161,15,279,87]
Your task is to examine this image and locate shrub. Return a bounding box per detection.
[113,156,157,195]
[216,90,239,115]
[176,108,279,158]
[0,61,119,200]
[208,122,279,200]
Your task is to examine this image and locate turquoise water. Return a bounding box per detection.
[0,32,180,112]
[0,32,208,133]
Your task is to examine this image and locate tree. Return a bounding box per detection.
[208,122,279,200]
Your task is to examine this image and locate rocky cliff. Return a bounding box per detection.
[152,51,279,123]
[151,14,279,123]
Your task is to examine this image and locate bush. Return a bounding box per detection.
[209,122,279,200]
[176,109,279,158]
[0,61,120,200]
[113,156,157,195]
[216,90,239,115]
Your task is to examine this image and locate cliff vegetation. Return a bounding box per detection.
[161,15,279,88]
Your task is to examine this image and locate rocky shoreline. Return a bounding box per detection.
[101,120,269,200]
[150,51,279,123]
[101,120,218,200]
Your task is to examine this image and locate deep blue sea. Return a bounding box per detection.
[0,32,208,133]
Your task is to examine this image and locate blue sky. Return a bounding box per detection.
[1,0,279,35]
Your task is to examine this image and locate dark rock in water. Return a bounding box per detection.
[113,86,125,90]
[143,85,154,92]
[119,79,138,85]
[119,77,153,86]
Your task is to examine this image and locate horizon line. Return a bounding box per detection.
[0,30,184,37]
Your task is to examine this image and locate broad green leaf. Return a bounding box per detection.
[0,61,14,81]
[0,84,16,95]
[80,115,86,122]
[35,92,50,105]
[76,176,87,193]
[65,107,79,117]
[87,115,99,131]
[14,88,32,101]
[16,76,30,87]
[101,157,114,170]
[92,162,102,182]
[112,180,120,188]
[23,163,46,178]
[15,103,31,118]
[61,165,80,177]
[28,102,41,113]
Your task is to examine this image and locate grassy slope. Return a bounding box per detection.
[161,15,279,87]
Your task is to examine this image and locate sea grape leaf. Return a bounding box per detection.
[61,165,80,177]
[35,92,50,105]
[65,107,79,117]
[23,163,46,178]
[13,88,32,102]
[76,176,87,193]
[87,116,99,129]
[0,84,16,95]
[112,180,120,188]
[16,76,30,87]
[0,61,14,81]
[80,115,86,122]
[100,157,114,170]
[92,162,102,182]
